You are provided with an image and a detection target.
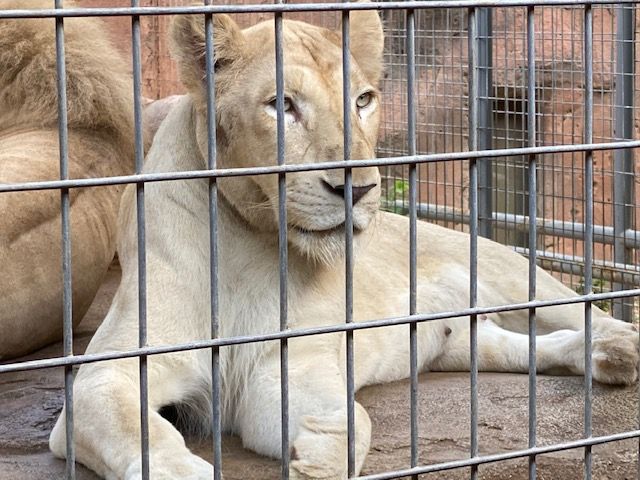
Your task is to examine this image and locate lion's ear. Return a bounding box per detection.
[170,13,245,94]
[348,2,384,86]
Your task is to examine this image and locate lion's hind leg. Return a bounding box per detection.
[431,316,638,385]
[487,276,639,384]
[520,305,638,385]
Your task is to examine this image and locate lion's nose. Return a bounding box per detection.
[323,180,377,205]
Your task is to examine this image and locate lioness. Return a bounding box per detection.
[0,1,134,358]
[50,8,638,480]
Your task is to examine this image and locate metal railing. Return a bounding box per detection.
[0,2,638,480]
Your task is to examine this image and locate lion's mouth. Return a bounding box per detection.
[290,222,363,236]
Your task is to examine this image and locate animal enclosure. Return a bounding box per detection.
[1,1,640,480]
[82,0,640,321]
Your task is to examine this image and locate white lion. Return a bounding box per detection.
[50,8,638,480]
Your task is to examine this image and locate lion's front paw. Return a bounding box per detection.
[289,405,371,480]
[125,450,215,480]
[592,326,639,385]
[289,414,348,480]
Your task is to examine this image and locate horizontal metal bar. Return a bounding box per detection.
[1,140,640,195]
[356,429,640,480]
[514,247,640,287]
[387,199,640,284]
[1,288,638,375]
[388,201,640,249]
[2,0,640,20]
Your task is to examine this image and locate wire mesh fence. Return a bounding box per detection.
[378,4,640,322]
[0,1,639,480]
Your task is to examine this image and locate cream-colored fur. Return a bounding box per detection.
[50,8,638,479]
[0,1,134,358]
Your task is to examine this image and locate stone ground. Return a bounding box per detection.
[1,263,639,479]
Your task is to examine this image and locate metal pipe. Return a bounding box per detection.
[4,1,640,20]
[582,5,594,478]
[385,201,640,250]
[54,1,75,478]
[204,2,222,477]
[2,140,640,194]
[512,247,640,287]
[130,1,149,477]
[1,288,639,376]
[405,7,419,475]
[357,429,640,480]
[476,7,494,239]
[613,4,636,322]
[341,8,356,476]
[274,6,290,479]
[467,7,479,478]
[525,5,537,479]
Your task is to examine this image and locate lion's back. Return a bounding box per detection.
[0,1,135,359]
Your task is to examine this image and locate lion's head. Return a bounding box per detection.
[171,7,384,264]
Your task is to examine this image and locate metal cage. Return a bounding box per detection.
[0,1,639,480]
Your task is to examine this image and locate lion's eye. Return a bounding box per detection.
[356,92,373,109]
[268,96,293,112]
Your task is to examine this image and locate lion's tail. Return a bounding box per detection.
[0,0,134,142]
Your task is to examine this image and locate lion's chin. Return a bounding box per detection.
[289,225,360,266]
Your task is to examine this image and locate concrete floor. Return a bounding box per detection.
[1,263,638,479]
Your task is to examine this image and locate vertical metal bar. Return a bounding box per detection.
[476,7,493,240]
[526,6,537,480]
[406,8,419,475]
[341,9,356,478]
[274,6,289,480]
[204,3,222,478]
[54,1,75,478]
[467,7,479,480]
[613,4,635,322]
[583,5,594,480]
[131,1,148,478]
